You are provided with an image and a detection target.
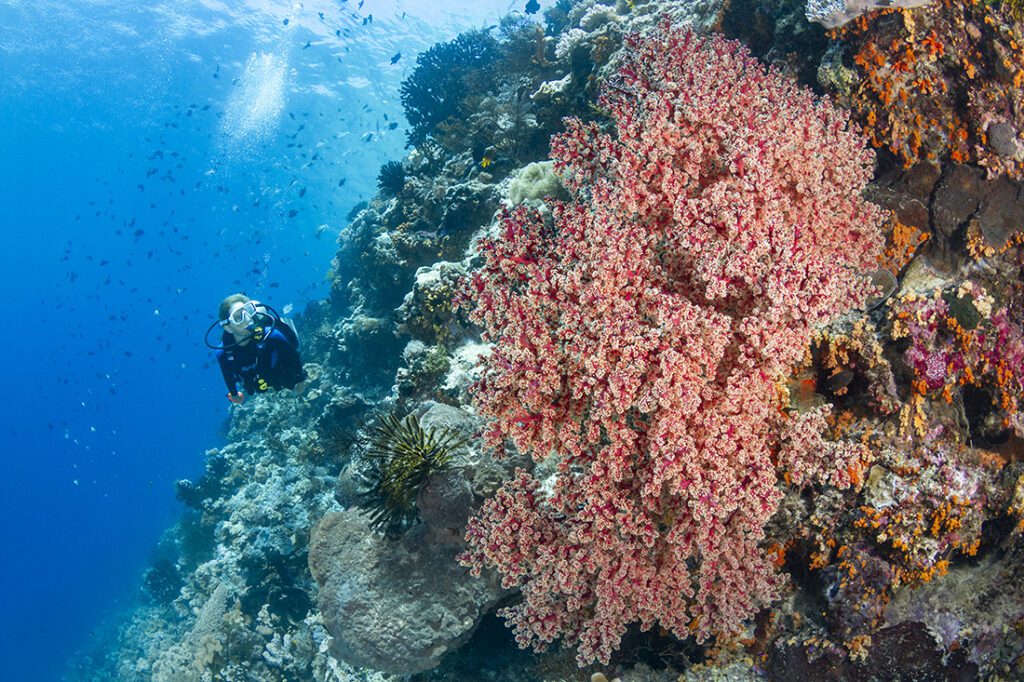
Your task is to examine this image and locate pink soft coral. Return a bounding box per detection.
[459,18,885,665]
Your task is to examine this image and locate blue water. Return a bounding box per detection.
[0,1,514,678]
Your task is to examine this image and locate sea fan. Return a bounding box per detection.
[399,29,500,147]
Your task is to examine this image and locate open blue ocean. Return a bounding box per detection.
[0,2,513,679]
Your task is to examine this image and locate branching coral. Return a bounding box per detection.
[442,81,544,171]
[400,30,501,148]
[457,18,884,666]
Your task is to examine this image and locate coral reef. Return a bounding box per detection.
[69,1,1024,680]
[68,387,355,681]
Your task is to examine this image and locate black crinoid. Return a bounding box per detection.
[357,412,467,536]
[376,160,407,198]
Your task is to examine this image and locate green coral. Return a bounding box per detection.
[422,344,450,376]
[357,413,466,535]
[507,161,565,205]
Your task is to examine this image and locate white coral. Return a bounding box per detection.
[805,0,935,28]
[532,74,572,101]
[555,28,588,61]
[579,3,621,30]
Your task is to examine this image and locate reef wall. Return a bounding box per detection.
[69,1,1024,680]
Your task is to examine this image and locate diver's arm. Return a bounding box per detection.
[217,353,244,403]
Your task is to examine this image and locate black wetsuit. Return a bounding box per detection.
[216,317,305,395]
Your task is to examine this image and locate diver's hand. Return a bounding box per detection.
[227,391,245,405]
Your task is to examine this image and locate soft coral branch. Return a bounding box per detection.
[458,17,885,665]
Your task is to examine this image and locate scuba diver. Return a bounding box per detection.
[205,293,306,404]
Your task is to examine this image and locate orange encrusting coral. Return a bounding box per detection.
[832,0,1024,178]
[877,216,929,275]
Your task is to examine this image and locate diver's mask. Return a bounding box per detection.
[206,300,283,350]
[223,301,259,330]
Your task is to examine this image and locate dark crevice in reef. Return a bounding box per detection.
[719,0,831,90]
